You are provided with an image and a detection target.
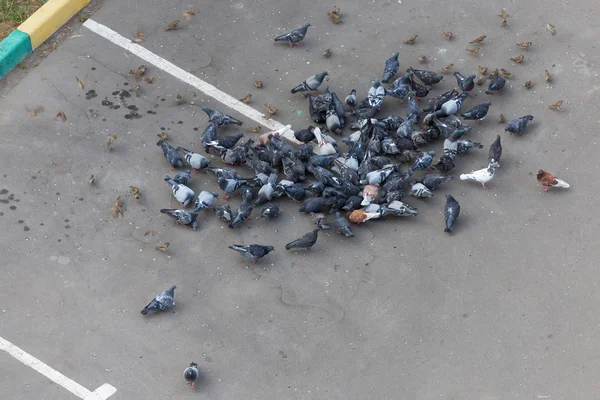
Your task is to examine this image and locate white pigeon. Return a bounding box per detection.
[164,176,195,206]
[313,127,336,155]
[178,148,211,172]
[460,161,499,189]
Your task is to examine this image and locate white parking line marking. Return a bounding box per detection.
[83,19,302,143]
[0,336,116,400]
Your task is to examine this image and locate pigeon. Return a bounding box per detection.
[157,140,184,170]
[208,166,243,180]
[361,165,397,185]
[220,142,251,165]
[205,133,244,150]
[485,76,506,95]
[239,186,254,203]
[201,107,243,126]
[460,160,500,189]
[160,208,199,230]
[255,173,278,205]
[410,151,436,173]
[537,169,570,192]
[184,362,199,389]
[461,101,492,122]
[444,195,460,233]
[409,68,444,85]
[457,140,484,155]
[326,106,343,135]
[331,92,346,127]
[285,229,319,251]
[410,79,431,98]
[141,284,176,315]
[228,244,274,262]
[382,200,419,217]
[348,209,380,224]
[310,212,331,230]
[228,199,253,229]
[443,129,466,160]
[291,71,328,93]
[260,202,280,219]
[299,197,327,213]
[333,211,354,237]
[313,127,337,155]
[436,93,469,117]
[410,182,435,198]
[178,147,211,171]
[423,89,458,112]
[365,78,385,109]
[173,169,191,186]
[280,182,307,202]
[164,176,195,207]
[420,174,453,190]
[201,122,218,151]
[194,191,219,212]
[382,52,400,84]
[342,195,363,211]
[219,177,248,199]
[505,115,534,135]
[488,135,502,165]
[405,91,420,122]
[431,155,455,174]
[361,184,379,206]
[345,89,357,109]
[215,204,232,222]
[274,22,311,47]
[294,126,316,143]
[454,72,477,95]
[385,72,413,100]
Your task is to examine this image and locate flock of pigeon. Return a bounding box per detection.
[139,20,571,389]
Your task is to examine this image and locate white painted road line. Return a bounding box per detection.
[83,19,302,144]
[0,336,116,400]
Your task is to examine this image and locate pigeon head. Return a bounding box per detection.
[373,78,381,87]
[392,52,399,59]
[524,115,534,121]
[427,151,436,156]
[302,23,311,30]
[316,71,328,81]
[164,175,172,182]
[264,245,275,252]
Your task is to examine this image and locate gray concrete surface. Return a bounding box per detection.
[1,0,600,399]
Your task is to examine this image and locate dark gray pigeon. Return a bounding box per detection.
[444,195,460,234]
[274,22,311,47]
[489,134,502,165]
[333,211,354,237]
[291,71,328,93]
[454,72,476,95]
[294,126,316,143]
[285,229,319,251]
[485,76,506,95]
[385,72,412,100]
[202,107,243,126]
[443,129,466,160]
[160,208,199,230]
[382,52,400,84]
[457,140,483,155]
[141,284,176,315]
[228,199,253,229]
[157,140,184,170]
[173,169,191,186]
[345,89,357,109]
[420,174,454,190]
[310,212,331,230]
[461,101,491,122]
[228,244,274,262]
[205,132,244,150]
[260,202,280,220]
[504,115,533,135]
[218,177,248,199]
[215,204,232,222]
[201,122,218,151]
[423,89,458,112]
[410,151,436,173]
[299,197,327,214]
[184,362,199,389]
[409,67,444,85]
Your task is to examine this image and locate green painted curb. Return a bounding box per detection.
[0,30,33,79]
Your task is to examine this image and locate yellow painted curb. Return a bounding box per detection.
[18,0,90,49]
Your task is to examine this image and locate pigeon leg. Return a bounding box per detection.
[296,42,303,46]
[171,167,177,171]
[476,120,481,124]
[251,259,257,263]
[224,194,230,200]
[289,42,293,48]
[482,183,488,189]
[543,187,549,193]
[469,91,476,98]
[194,169,201,173]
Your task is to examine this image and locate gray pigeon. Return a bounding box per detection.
[299,197,327,214]
[274,22,311,47]
[333,211,354,237]
[443,129,466,160]
[201,122,218,151]
[326,106,342,135]
[178,148,211,171]
[228,244,274,262]
[410,151,436,173]
[160,208,199,230]
[457,140,483,155]
[141,284,176,315]
[409,67,444,85]
[454,72,476,94]
[420,174,453,190]
[382,52,400,84]
[260,202,280,220]
[285,229,319,251]
[485,76,506,95]
[215,204,232,222]
[184,362,199,389]
[255,173,278,206]
[344,89,357,109]
[204,133,244,150]
[385,71,413,100]
[409,182,434,198]
[291,71,328,93]
[202,107,243,126]
[310,212,330,230]
[194,191,219,212]
[444,195,460,233]
[173,169,191,186]
[461,101,492,122]
[504,115,533,135]
[436,93,469,117]
[381,200,419,217]
[164,176,195,207]
[157,140,184,170]
[489,134,502,165]
[228,199,253,229]
[218,177,248,199]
